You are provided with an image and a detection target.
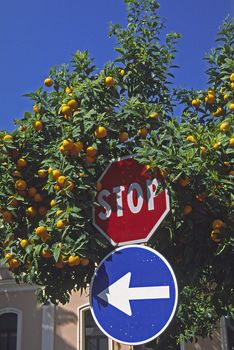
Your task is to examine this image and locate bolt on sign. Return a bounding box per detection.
[93,156,170,246]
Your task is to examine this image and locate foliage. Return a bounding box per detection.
[0,0,233,347]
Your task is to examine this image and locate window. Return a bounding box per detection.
[0,313,17,350]
[79,306,111,350]
[84,309,108,350]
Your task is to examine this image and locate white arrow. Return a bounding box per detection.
[97,272,170,316]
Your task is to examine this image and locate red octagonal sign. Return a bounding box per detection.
[93,157,170,246]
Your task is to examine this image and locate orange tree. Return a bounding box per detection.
[0,0,233,347]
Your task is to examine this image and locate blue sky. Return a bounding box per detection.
[0,0,233,131]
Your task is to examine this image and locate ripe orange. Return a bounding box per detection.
[212,219,225,230]
[230,82,234,90]
[33,104,39,113]
[59,145,69,155]
[3,134,13,141]
[44,78,54,87]
[65,86,73,94]
[50,199,56,207]
[208,89,215,95]
[70,141,83,156]
[62,139,74,151]
[104,76,114,87]
[179,177,190,187]
[205,94,215,104]
[56,220,67,229]
[5,252,14,261]
[212,107,225,117]
[229,103,234,111]
[149,112,158,118]
[200,146,207,154]
[186,135,196,143]
[2,211,13,223]
[213,143,220,151]
[68,255,80,267]
[26,206,37,217]
[138,127,148,137]
[56,210,63,216]
[9,258,20,269]
[86,146,97,157]
[52,169,61,180]
[219,122,230,132]
[223,93,228,101]
[12,170,21,177]
[54,184,61,192]
[183,205,192,215]
[15,179,27,191]
[41,249,52,258]
[223,161,230,167]
[229,138,234,147]
[17,158,27,168]
[35,226,48,236]
[94,126,107,138]
[230,73,234,82]
[119,69,125,77]
[67,99,78,110]
[119,132,129,142]
[57,176,67,187]
[61,105,72,115]
[38,169,47,178]
[191,99,201,108]
[20,239,29,249]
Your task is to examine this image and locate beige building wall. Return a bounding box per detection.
[0,266,42,350]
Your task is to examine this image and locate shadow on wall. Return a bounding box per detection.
[56,335,77,350]
[56,305,78,326]
[55,306,78,350]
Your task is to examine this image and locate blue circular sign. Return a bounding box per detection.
[90,245,178,345]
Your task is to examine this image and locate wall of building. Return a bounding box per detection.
[0,284,42,350]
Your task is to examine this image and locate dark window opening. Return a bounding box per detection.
[84,309,108,350]
[0,313,17,350]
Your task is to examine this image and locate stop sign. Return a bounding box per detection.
[93,157,170,246]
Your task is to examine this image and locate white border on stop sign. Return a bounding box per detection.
[92,155,170,247]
